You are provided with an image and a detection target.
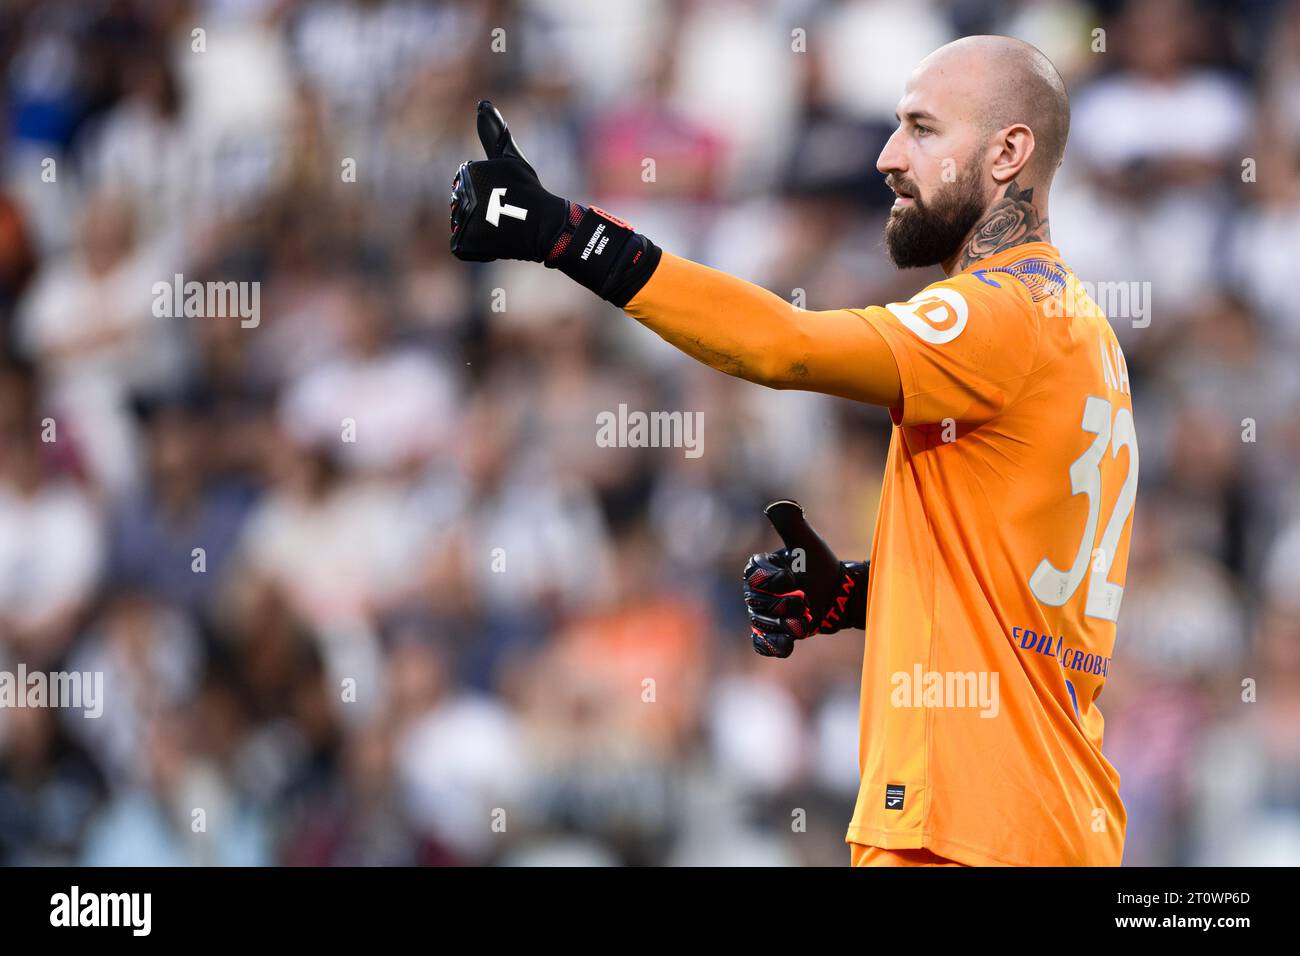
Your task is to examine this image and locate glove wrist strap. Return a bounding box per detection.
[546,204,662,307]
[816,561,870,634]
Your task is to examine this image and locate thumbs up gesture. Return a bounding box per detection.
[449,101,571,263]
[743,500,870,658]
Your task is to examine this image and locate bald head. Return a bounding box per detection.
[877,37,1067,271]
[919,36,1070,178]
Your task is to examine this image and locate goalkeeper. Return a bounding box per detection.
[449,36,1138,868]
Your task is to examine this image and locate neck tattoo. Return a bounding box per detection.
[955,181,1049,271]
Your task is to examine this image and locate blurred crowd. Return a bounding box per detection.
[0,0,1297,866]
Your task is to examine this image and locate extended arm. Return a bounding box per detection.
[449,101,901,410]
[624,252,901,407]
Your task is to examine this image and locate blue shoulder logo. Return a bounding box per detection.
[973,259,1068,302]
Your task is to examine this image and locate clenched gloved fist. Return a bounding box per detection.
[449,100,660,306]
[743,499,869,658]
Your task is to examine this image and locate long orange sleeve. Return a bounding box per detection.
[622,252,902,408]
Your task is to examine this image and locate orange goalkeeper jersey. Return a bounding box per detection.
[847,242,1136,866]
[625,241,1138,866]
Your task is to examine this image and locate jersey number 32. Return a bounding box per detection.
[1029,395,1139,622]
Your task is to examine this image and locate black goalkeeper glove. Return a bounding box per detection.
[449,100,661,307]
[743,499,869,659]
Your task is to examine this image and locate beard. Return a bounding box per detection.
[883,162,988,269]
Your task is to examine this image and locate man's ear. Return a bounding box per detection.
[989,124,1035,184]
